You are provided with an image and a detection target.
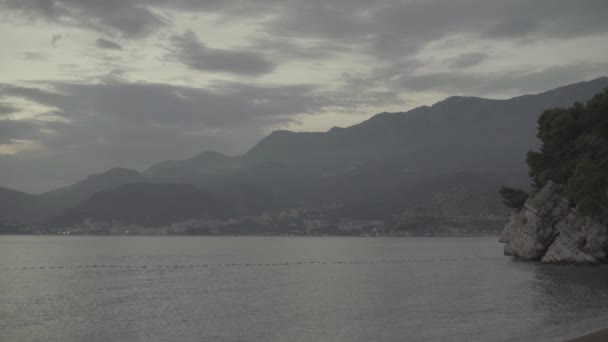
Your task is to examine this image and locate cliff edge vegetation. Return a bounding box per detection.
[502,89,608,219]
[500,89,608,263]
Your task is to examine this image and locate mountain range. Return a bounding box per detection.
[2,77,608,227]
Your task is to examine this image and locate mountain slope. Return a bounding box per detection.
[137,77,608,215]
[41,167,146,209]
[247,77,608,171]
[4,77,608,227]
[325,171,510,220]
[0,187,51,224]
[50,183,229,226]
[144,151,240,180]
[149,77,608,179]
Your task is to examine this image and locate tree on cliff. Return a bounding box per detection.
[501,89,608,218]
[499,186,529,210]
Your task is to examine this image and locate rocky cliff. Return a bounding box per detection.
[500,181,608,264]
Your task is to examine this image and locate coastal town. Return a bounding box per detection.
[2,206,504,237]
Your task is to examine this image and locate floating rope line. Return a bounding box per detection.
[0,257,506,271]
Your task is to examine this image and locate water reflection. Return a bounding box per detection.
[1,236,608,342]
[530,264,608,339]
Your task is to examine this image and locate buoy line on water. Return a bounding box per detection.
[0,257,506,271]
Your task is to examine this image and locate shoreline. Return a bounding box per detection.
[564,328,608,342]
[0,232,501,238]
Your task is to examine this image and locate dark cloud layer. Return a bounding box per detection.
[96,38,123,50]
[445,53,489,69]
[265,0,608,61]
[1,0,167,37]
[0,78,329,190]
[1,0,608,192]
[0,119,39,144]
[168,31,275,75]
[0,79,323,139]
[0,72,410,191]
[3,1,607,56]
[0,103,17,115]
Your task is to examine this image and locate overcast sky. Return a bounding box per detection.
[1,0,607,193]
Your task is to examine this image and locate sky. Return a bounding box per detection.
[1,0,608,193]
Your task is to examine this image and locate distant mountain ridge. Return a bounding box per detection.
[2,77,607,226]
[50,183,230,226]
[147,77,608,178]
[0,187,52,224]
[144,151,239,180]
[42,167,146,208]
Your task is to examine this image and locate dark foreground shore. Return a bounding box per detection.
[565,329,608,342]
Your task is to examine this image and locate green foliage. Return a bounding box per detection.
[525,89,608,219]
[499,186,529,210]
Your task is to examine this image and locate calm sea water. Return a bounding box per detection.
[1,236,608,342]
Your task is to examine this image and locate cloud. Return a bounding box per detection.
[10,2,605,95]
[394,62,608,95]
[479,1,608,39]
[2,1,607,61]
[51,34,62,47]
[1,80,316,131]
[0,119,40,144]
[0,77,320,187]
[0,84,66,108]
[445,53,489,69]
[23,52,49,61]
[264,0,608,61]
[0,103,17,115]
[95,38,123,50]
[1,0,167,38]
[249,37,351,61]
[0,70,412,191]
[1,0,608,192]
[167,31,275,75]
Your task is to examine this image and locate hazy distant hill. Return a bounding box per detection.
[41,167,146,208]
[0,168,146,224]
[50,183,228,227]
[0,187,51,224]
[144,151,240,181]
[2,77,608,227]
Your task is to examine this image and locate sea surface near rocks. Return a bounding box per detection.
[1,236,608,342]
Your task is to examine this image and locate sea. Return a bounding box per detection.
[1,236,608,342]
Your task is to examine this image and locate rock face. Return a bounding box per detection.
[500,181,608,264]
